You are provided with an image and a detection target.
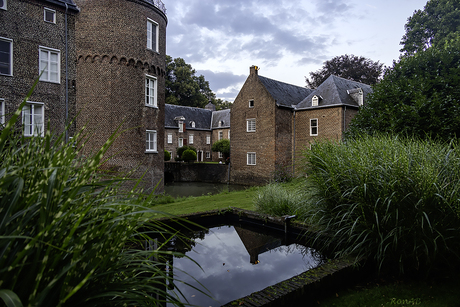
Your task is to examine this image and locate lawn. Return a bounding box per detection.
[150,180,460,307]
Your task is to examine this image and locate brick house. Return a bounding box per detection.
[164,102,231,162]
[230,66,371,185]
[0,0,79,138]
[74,0,167,193]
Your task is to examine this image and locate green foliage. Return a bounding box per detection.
[211,139,230,159]
[271,164,294,183]
[181,149,197,162]
[254,184,308,219]
[0,94,189,306]
[303,136,460,274]
[164,149,171,161]
[176,145,196,159]
[347,38,460,141]
[214,98,233,110]
[305,54,383,88]
[400,0,460,54]
[165,55,215,108]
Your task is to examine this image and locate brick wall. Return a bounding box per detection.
[0,0,77,137]
[230,67,277,185]
[212,127,230,162]
[75,0,167,193]
[165,128,213,162]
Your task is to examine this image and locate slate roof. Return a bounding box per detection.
[211,109,231,129]
[258,76,313,108]
[43,0,79,12]
[165,104,212,130]
[295,75,372,110]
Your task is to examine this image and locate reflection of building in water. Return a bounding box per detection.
[234,227,284,264]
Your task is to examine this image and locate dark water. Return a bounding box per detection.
[164,182,248,198]
[164,223,324,307]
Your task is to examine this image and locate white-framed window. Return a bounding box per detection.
[178,120,183,132]
[145,74,157,107]
[0,37,13,76]
[189,134,194,144]
[312,95,319,107]
[247,119,256,132]
[206,151,210,159]
[145,130,157,152]
[147,18,159,53]
[218,131,223,140]
[167,133,172,144]
[44,8,56,23]
[247,152,256,165]
[206,135,211,144]
[39,46,60,83]
[228,130,230,139]
[310,118,318,136]
[0,98,4,125]
[249,99,254,108]
[178,138,183,147]
[0,0,7,10]
[23,102,44,137]
[190,121,195,128]
[219,152,223,159]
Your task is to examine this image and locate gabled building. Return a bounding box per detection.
[0,0,79,137]
[230,66,372,185]
[164,103,231,162]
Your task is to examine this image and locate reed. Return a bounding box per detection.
[303,135,460,273]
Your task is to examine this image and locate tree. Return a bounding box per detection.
[211,139,230,159]
[181,149,197,162]
[214,98,233,110]
[305,54,384,88]
[165,56,216,108]
[176,145,196,160]
[347,37,460,141]
[400,0,460,54]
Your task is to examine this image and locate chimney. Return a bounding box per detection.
[250,65,259,76]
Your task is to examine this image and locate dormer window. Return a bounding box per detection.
[218,120,224,127]
[190,121,195,128]
[44,8,56,23]
[312,95,319,107]
[347,88,364,106]
[178,120,183,132]
[0,0,7,10]
[249,99,254,108]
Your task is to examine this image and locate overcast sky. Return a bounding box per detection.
[165,0,428,102]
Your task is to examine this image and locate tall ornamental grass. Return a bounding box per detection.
[0,92,191,306]
[254,183,308,219]
[303,135,460,273]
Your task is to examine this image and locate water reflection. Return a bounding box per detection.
[164,182,248,198]
[157,223,324,307]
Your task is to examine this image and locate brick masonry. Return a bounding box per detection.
[74,0,167,193]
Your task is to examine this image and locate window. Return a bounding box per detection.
[218,152,223,159]
[0,37,12,76]
[247,119,256,132]
[178,138,183,147]
[0,99,4,125]
[23,102,44,137]
[218,131,223,140]
[147,18,159,52]
[146,130,157,152]
[167,133,172,144]
[190,121,195,128]
[189,134,194,144]
[228,130,230,139]
[44,8,56,23]
[206,151,210,159]
[39,46,60,83]
[178,120,183,132]
[0,0,7,10]
[206,135,211,144]
[145,75,157,107]
[310,118,318,136]
[249,99,254,108]
[247,152,256,165]
[312,95,319,107]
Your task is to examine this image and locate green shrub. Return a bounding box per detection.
[177,145,196,158]
[254,183,307,219]
[164,149,171,161]
[182,149,197,162]
[303,135,460,273]
[0,92,189,306]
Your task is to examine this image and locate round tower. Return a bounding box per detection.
[74,0,167,192]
